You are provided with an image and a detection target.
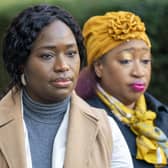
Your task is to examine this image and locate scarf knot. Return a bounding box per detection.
[96,84,168,167]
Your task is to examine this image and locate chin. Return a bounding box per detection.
[130,94,142,102]
[122,93,141,105]
[54,90,72,100]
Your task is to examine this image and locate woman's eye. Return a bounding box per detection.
[141,59,152,64]
[40,54,53,60]
[119,59,132,64]
[66,50,77,57]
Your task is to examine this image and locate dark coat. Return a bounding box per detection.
[86,92,168,168]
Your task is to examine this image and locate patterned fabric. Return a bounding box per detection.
[96,84,168,167]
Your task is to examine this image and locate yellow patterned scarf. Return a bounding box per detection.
[96,84,168,167]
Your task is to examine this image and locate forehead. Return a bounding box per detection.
[33,20,77,48]
[105,39,150,57]
[118,39,149,51]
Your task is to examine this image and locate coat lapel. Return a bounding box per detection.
[0,89,27,168]
[64,92,100,168]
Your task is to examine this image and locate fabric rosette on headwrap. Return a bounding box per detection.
[83,11,151,65]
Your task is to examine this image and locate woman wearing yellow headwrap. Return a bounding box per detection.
[76,11,168,168]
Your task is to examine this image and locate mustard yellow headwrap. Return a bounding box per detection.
[83,11,151,65]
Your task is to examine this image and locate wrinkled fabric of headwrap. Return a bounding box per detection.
[83,11,151,65]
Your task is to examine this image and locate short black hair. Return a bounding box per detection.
[2,4,85,89]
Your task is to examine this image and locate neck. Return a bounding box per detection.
[125,102,135,109]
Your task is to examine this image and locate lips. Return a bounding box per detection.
[51,78,72,88]
[130,82,145,92]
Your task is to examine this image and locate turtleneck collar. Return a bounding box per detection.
[22,89,70,124]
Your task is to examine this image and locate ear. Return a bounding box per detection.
[93,60,103,78]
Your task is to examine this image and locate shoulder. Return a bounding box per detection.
[71,91,113,146]
[71,92,113,138]
[0,88,22,130]
[86,95,100,104]
[86,95,105,109]
[145,92,168,112]
[71,92,107,115]
[72,92,113,129]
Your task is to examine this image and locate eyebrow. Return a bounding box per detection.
[37,43,77,50]
[121,47,150,52]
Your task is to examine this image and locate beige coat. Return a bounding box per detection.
[0,89,112,168]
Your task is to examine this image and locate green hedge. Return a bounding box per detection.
[0,0,167,104]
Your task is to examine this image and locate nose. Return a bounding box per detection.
[53,55,69,72]
[131,61,145,78]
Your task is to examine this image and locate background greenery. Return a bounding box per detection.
[0,0,167,104]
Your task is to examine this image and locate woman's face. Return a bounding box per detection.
[23,20,80,103]
[94,39,151,107]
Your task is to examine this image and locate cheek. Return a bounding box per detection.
[73,67,80,81]
[25,63,50,82]
[102,67,129,92]
[146,66,151,79]
[72,58,80,74]
[105,65,125,80]
[146,70,151,85]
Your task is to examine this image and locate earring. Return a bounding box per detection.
[21,74,26,86]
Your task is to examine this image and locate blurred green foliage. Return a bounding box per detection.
[0,0,168,104]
